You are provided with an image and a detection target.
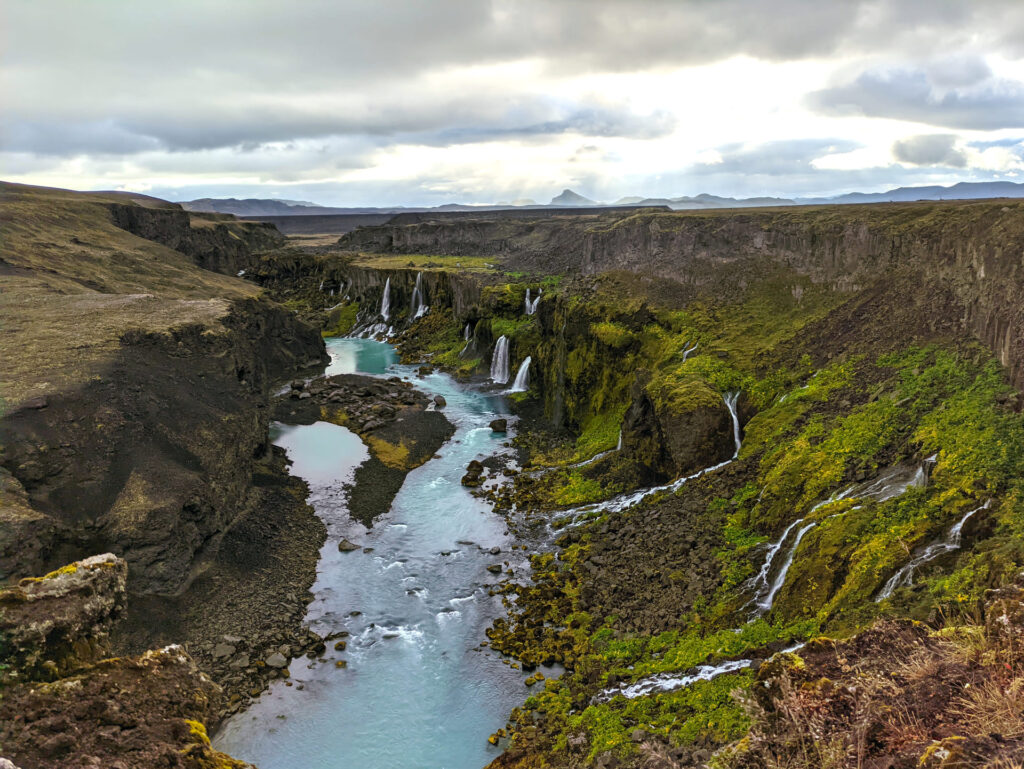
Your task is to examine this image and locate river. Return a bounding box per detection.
[215,338,545,769]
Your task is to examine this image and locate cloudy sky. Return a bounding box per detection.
[4,0,1024,206]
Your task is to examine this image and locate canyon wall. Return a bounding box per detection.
[339,201,1024,389]
[0,183,325,593]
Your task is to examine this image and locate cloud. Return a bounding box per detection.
[892,134,967,167]
[808,64,1024,130]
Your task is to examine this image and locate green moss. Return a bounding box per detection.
[322,302,358,337]
[591,321,637,349]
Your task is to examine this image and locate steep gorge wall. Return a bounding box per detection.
[108,202,286,275]
[341,201,1024,390]
[1,185,326,594]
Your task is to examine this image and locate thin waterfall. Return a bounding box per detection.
[876,500,991,601]
[724,391,741,456]
[616,429,623,451]
[318,279,325,291]
[553,391,743,524]
[380,277,391,321]
[682,341,699,361]
[490,336,510,384]
[464,324,472,341]
[525,288,542,315]
[411,272,428,318]
[751,521,817,614]
[745,518,804,607]
[507,356,531,393]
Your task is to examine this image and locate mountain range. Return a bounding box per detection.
[179,181,1024,217]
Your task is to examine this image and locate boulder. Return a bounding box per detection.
[338,539,360,552]
[264,652,288,669]
[489,419,508,433]
[434,395,447,408]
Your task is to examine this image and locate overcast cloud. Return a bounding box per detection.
[4,0,1024,204]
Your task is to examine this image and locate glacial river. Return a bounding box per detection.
[215,338,543,769]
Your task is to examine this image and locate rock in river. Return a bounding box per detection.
[338,539,360,552]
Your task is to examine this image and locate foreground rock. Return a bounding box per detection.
[0,554,251,769]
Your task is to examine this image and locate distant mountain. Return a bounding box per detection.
[181,198,338,216]
[549,189,597,206]
[798,181,1024,205]
[180,181,1024,218]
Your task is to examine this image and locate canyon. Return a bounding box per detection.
[2,184,1024,768]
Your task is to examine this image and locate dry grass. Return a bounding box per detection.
[952,677,1024,738]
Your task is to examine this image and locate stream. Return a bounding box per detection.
[215,338,547,769]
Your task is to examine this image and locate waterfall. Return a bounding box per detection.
[380,277,391,321]
[507,356,531,393]
[525,288,542,315]
[616,429,623,451]
[554,391,744,524]
[411,272,428,318]
[876,500,991,601]
[464,324,472,341]
[682,341,699,361]
[594,642,805,703]
[745,518,804,609]
[318,279,325,291]
[751,521,817,614]
[724,391,741,456]
[490,336,510,384]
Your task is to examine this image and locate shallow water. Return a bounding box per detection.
[216,338,541,769]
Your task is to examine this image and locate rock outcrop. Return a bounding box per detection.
[0,555,249,769]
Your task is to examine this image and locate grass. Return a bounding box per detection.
[350,253,498,272]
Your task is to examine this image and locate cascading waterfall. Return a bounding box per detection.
[490,336,510,384]
[554,392,742,523]
[411,272,429,318]
[750,520,817,614]
[744,518,805,609]
[524,288,542,315]
[594,643,805,703]
[876,500,991,601]
[745,457,940,615]
[681,341,699,361]
[380,277,391,321]
[507,356,531,393]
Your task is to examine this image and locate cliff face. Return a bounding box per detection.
[339,200,1024,390]
[255,250,486,328]
[0,183,326,593]
[107,201,286,275]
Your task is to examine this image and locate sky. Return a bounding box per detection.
[4,0,1024,206]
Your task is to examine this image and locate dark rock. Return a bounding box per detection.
[434,395,447,408]
[489,418,508,432]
